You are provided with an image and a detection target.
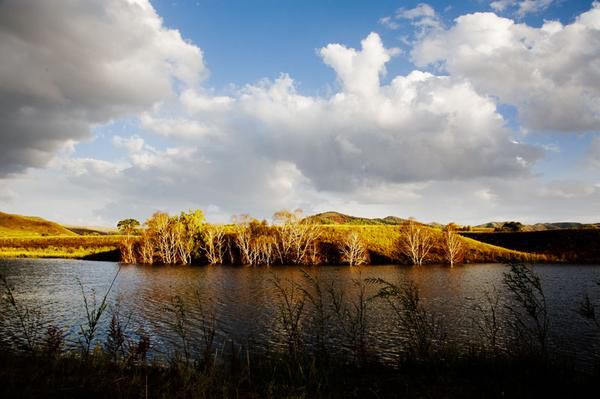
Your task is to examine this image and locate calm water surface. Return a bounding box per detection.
[1,259,599,365]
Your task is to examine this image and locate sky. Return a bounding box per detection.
[0,0,599,226]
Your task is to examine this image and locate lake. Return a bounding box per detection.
[1,259,599,366]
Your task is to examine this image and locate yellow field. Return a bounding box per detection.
[0,235,123,259]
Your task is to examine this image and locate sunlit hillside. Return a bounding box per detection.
[306,211,407,225]
[0,211,77,237]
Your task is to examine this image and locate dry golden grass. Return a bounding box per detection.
[0,211,76,237]
[0,235,122,259]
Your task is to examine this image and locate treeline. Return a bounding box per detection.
[118,209,537,266]
[119,209,322,266]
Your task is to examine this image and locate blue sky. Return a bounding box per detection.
[149,0,592,91]
[1,0,599,226]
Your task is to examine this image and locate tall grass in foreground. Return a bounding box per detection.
[1,263,600,398]
[472,286,503,355]
[77,267,121,354]
[369,278,446,360]
[503,263,549,356]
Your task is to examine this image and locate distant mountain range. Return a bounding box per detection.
[307,211,599,231]
[475,221,600,231]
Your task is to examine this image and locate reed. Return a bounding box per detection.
[503,263,549,356]
[77,266,121,354]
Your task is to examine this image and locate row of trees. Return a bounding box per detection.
[118,210,465,266]
[119,209,324,266]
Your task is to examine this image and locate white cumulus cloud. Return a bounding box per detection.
[149,32,541,192]
[412,5,600,132]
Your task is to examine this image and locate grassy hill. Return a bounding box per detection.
[0,211,121,259]
[63,225,118,236]
[306,211,407,226]
[0,211,77,237]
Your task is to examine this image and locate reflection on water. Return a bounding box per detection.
[0,259,599,365]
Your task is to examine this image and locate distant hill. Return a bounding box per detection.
[63,225,118,236]
[306,211,408,225]
[307,213,600,233]
[476,221,600,232]
[0,211,77,237]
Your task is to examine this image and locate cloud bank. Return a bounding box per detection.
[0,0,205,176]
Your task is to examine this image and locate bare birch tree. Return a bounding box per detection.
[232,214,258,265]
[137,230,155,264]
[295,222,322,265]
[147,212,175,264]
[119,239,136,264]
[272,209,300,264]
[306,241,322,265]
[399,220,433,266]
[117,218,140,264]
[202,224,226,264]
[175,210,205,264]
[273,209,322,265]
[340,230,368,266]
[443,224,464,267]
[256,235,275,265]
